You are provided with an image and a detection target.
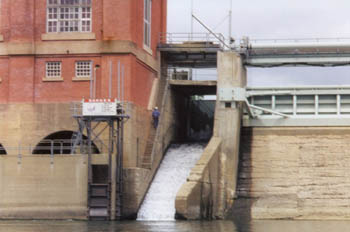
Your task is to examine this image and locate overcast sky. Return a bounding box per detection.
[167,0,350,87]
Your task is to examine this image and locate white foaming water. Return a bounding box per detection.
[137,143,204,221]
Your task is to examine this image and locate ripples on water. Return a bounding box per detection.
[3,220,350,232]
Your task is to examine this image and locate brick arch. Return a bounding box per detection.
[32,130,100,154]
[0,143,6,155]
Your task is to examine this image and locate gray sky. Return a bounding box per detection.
[167,0,350,87]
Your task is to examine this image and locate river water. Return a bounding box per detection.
[1,220,350,232]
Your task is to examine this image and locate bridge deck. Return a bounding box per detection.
[158,42,221,68]
[169,79,217,95]
[158,34,350,67]
[239,38,350,67]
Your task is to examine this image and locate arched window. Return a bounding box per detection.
[0,143,7,155]
[32,130,100,154]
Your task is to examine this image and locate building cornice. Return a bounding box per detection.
[0,40,158,71]
[41,33,96,41]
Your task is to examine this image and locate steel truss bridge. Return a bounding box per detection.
[159,33,350,126]
[159,33,350,67]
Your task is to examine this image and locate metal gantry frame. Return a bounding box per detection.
[71,100,129,220]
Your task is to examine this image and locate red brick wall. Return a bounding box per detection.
[103,0,131,41]
[9,0,35,42]
[99,54,133,101]
[0,0,167,106]
[0,58,9,103]
[9,57,35,102]
[34,56,101,103]
[131,57,157,107]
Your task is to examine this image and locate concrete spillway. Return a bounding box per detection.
[137,143,204,221]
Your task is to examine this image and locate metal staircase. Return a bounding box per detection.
[141,127,156,169]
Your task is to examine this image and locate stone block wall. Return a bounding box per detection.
[238,127,350,220]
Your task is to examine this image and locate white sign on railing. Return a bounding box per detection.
[82,99,116,116]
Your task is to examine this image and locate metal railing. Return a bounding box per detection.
[166,68,217,81]
[244,37,350,45]
[245,86,350,118]
[159,32,227,48]
[241,37,350,44]
[148,82,176,169]
[236,37,350,56]
[0,146,6,155]
[0,138,106,156]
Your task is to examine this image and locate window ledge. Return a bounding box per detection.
[143,44,153,56]
[43,77,64,82]
[41,32,96,41]
[72,77,91,81]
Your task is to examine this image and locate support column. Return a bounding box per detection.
[110,120,116,220]
[214,51,246,216]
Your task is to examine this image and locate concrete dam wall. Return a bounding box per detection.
[237,127,350,220]
[174,51,350,220]
[0,154,88,219]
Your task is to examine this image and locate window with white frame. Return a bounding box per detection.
[144,0,152,47]
[47,0,92,33]
[46,61,62,78]
[75,61,92,78]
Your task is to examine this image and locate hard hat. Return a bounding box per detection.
[154,106,158,110]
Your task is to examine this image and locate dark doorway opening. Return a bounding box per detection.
[0,143,7,155]
[175,94,215,142]
[187,99,215,141]
[32,130,100,154]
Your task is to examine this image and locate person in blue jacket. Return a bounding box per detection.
[152,106,160,128]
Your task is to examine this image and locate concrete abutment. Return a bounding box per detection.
[175,51,246,219]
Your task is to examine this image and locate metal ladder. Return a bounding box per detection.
[88,183,111,220]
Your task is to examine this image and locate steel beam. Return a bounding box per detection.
[245,56,350,67]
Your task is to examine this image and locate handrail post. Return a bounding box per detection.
[50,140,54,156]
[18,141,22,165]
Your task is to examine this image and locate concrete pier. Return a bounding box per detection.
[214,52,246,216]
[175,51,246,219]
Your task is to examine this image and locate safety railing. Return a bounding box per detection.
[245,86,350,117]
[0,139,107,156]
[244,37,350,45]
[159,32,227,48]
[149,82,177,169]
[0,146,6,155]
[165,68,217,81]
[237,37,350,56]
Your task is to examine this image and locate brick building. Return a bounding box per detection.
[0,0,167,107]
[0,0,168,219]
